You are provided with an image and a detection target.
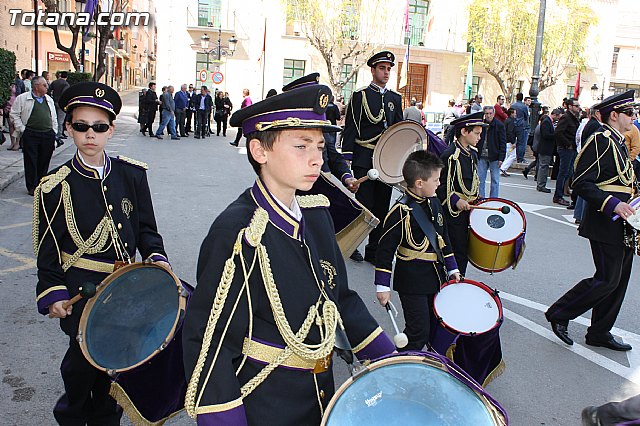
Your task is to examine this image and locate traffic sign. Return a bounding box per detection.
[212,71,224,84]
[199,69,208,82]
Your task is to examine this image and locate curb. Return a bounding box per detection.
[0,141,74,192]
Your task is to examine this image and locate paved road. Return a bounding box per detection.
[1,95,639,425]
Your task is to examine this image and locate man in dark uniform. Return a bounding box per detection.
[436,111,487,275]
[182,79,395,425]
[34,82,169,424]
[545,90,638,351]
[342,51,403,262]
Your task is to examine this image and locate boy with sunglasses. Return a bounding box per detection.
[33,81,169,424]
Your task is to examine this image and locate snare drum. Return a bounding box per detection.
[77,262,191,424]
[430,279,504,387]
[301,172,379,257]
[322,352,508,425]
[468,198,526,272]
[372,121,428,186]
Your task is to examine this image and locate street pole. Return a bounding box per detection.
[218,29,221,61]
[528,0,546,132]
[34,0,39,74]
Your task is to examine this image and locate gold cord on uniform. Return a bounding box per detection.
[445,145,479,217]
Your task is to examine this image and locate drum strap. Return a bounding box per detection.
[401,196,444,264]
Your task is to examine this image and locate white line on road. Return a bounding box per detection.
[0,221,31,230]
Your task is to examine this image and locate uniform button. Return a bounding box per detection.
[117,223,122,230]
[124,243,128,248]
[320,390,325,399]
[108,204,113,211]
[103,186,107,192]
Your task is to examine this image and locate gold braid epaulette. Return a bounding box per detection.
[296,194,330,209]
[40,166,71,194]
[117,155,148,170]
[244,208,269,247]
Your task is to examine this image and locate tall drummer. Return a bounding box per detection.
[436,111,487,275]
[545,90,638,351]
[33,82,169,424]
[342,51,403,262]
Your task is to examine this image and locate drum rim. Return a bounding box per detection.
[77,262,186,374]
[433,279,504,335]
[469,198,526,246]
[372,121,427,185]
[320,353,506,426]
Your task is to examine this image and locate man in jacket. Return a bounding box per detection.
[192,86,213,139]
[155,85,179,140]
[477,105,506,198]
[9,76,57,195]
[494,95,508,122]
[536,108,562,192]
[553,98,581,205]
[174,84,189,137]
[48,71,70,145]
[512,93,530,163]
[143,82,160,136]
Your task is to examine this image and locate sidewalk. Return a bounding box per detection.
[0,88,141,192]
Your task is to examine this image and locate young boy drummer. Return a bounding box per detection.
[182,80,396,425]
[375,151,461,350]
[33,82,169,424]
[436,111,487,275]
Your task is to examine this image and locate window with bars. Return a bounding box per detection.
[340,64,358,103]
[283,59,306,86]
[471,76,480,98]
[198,0,222,28]
[404,0,429,46]
[611,47,620,78]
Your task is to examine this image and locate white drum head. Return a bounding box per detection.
[469,200,524,243]
[372,121,427,185]
[434,283,500,334]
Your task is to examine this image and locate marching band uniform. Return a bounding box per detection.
[374,189,458,350]
[33,82,168,424]
[342,51,403,261]
[436,112,486,275]
[183,83,395,425]
[546,90,638,350]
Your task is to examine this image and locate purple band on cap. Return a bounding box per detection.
[242,109,327,135]
[66,96,115,113]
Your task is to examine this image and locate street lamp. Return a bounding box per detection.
[591,78,606,101]
[201,31,237,66]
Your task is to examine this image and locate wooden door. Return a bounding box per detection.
[398,63,428,109]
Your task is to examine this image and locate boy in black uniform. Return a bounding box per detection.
[182,80,395,425]
[436,111,487,275]
[33,82,169,424]
[375,151,461,350]
[545,90,638,351]
[342,51,403,262]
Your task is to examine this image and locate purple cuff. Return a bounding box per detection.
[444,255,458,272]
[341,173,353,185]
[450,193,460,207]
[603,196,621,217]
[342,152,353,161]
[355,331,396,361]
[148,254,169,263]
[374,269,391,287]
[197,405,248,426]
[37,288,70,315]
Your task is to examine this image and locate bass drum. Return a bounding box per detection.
[322,352,508,426]
[77,262,191,424]
[372,121,428,186]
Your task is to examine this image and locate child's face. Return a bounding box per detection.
[67,106,113,162]
[252,128,325,194]
[412,168,441,198]
[460,126,483,146]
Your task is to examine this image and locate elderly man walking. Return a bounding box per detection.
[477,105,506,197]
[10,76,57,195]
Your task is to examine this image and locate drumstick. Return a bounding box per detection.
[62,283,97,310]
[385,302,409,349]
[353,169,380,186]
[469,205,511,214]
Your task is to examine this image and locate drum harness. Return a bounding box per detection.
[185,207,343,419]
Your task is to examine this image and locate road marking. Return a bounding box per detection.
[515,202,579,229]
[0,247,36,274]
[238,147,247,155]
[562,214,577,223]
[500,181,536,190]
[0,221,31,230]
[501,291,640,384]
[1,198,33,208]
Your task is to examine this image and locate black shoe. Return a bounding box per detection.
[195,135,200,139]
[522,170,528,180]
[223,133,227,137]
[60,134,67,139]
[155,135,163,140]
[585,336,632,351]
[229,141,239,147]
[27,189,34,196]
[581,406,600,426]
[549,320,573,345]
[171,136,180,140]
[567,203,575,210]
[350,249,364,262]
[553,197,570,206]
[180,134,188,138]
[56,139,64,148]
[537,187,551,193]
[500,170,510,177]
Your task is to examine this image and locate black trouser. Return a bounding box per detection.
[445,214,470,275]
[144,110,156,134]
[196,110,208,137]
[234,126,243,144]
[546,240,633,338]
[53,338,122,426]
[216,115,228,136]
[22,128,55,192]
[186,109,194,132]
[353,165,392,256]
[175,109,186,136]
[399,293,436,351]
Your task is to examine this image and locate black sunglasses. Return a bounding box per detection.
[71,122,111,133]
[618,108,638,117]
